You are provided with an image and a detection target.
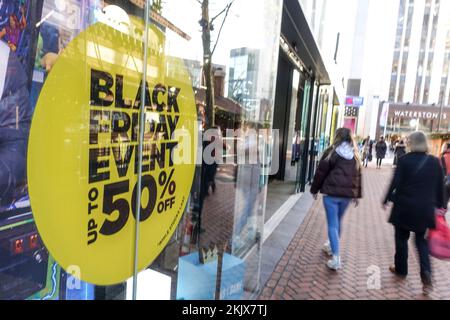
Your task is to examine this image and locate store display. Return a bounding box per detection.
[0,0,97,300]
[176,251,244,300]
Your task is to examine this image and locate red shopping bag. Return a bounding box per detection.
[428,208,450,260]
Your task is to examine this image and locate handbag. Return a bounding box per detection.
[428,208,450,260]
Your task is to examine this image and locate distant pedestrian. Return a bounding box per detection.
[362,136,373,168]
[375,136,387,169]
[393,139,406,167]
[383,131,444,295]
[311,128,362,271]
[440,142,450,209]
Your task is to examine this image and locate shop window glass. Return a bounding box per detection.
[0,0,283,301]
[0,0,151,300]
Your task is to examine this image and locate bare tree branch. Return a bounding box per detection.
[211,0,235,57]
[210,6,228,24]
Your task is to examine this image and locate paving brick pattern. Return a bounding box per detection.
[259,167,450,300]
[200,179,236,249]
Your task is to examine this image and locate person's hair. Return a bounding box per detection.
[408,131,429,153]
[333,128,353,148]
[441,142,450,154]
[329,128,360,162]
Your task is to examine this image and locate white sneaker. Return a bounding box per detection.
[322,241,332,257]
[327,256,342,271]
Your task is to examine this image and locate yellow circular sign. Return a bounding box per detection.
[28,20,197,285]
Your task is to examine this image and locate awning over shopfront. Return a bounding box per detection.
[194,87,242,114]
[281,0,331,85]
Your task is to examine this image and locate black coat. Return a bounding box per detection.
[310,147,362,199]
[393,144,406,165]
[375,141,387,159]
[394,145,406,158]
[384,152,444,232]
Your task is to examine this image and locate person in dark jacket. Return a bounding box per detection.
[362,136,373,168]
[311,128,362,271]
[393,140,406,166]
[383,131,444,295]
[0,40,31,208]
[440,142,450,209]
[375,136,387,169]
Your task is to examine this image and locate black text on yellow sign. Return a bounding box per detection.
[87,68,181,242]
[27,21,197,285]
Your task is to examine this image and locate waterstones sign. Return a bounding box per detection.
[393,110,448,120]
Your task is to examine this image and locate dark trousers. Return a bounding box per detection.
[394,226,431,280]
[444,184,450,209]
[376,158,383,167]
[363,154,370,167]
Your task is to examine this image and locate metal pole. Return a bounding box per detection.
[438,101,444,132]
[383,102,390,138]
[133,0,151,301]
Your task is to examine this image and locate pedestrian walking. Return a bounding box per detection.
[310,128,362,271]
[383,131,444,295]
[393,139,406,167]
[440,142,450,209]
[362,136,373,168]
[375,136,387,169]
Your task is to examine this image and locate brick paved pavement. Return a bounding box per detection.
[259,167,450,300]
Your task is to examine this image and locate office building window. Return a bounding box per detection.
[439,31,450,105]
[397,0,414,102]
[414,0,432,103]
[389,0,407,101]
[423,0,440,104]
[398,75,406,102]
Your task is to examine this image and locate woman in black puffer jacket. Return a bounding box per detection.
[311,128,362,271]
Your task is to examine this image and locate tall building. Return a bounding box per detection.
[388,0,450,105]
[227,47,260,119]
[346,0,450,139]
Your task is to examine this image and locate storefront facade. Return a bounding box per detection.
[268,0,339,204]
[377,102,450,142]
[0,0,284,300]
[0,0,350,301]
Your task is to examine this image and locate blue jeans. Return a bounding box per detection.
[323,196,351,256]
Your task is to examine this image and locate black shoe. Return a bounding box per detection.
[421,272,433,295]
[389,265,407,279]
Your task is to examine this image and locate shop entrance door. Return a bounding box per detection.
[294,79,311,193]
[270,54,293,182]
[343,117,357,134]
[266,53,308,222]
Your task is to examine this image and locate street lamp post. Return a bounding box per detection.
[382,102,390,138]
[438,101,444,132]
